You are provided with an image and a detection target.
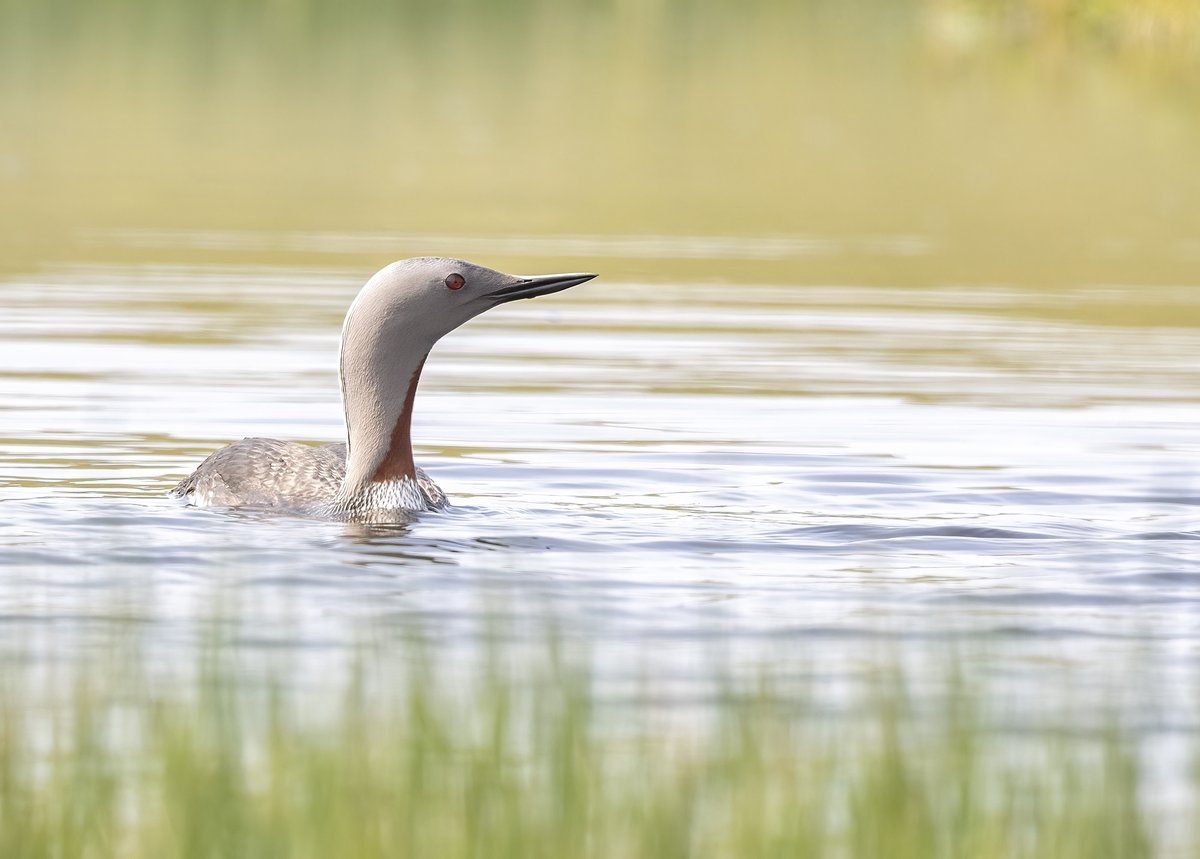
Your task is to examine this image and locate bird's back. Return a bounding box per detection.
[171,438,348,508]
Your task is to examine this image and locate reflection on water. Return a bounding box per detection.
[1,256,1195,670]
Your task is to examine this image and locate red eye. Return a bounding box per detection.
[445,273,465,290]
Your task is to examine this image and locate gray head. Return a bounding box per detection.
[337,257,596,499]
[343,257,596,352]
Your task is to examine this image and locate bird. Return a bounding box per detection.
[171,257,596,522]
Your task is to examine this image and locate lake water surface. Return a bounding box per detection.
[3,236,1196,700]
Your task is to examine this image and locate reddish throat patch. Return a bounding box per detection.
[371,357,426,483]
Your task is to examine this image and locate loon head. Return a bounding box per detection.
[344,257,596,349]
[337,257,597,499]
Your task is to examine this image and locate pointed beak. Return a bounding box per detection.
[486,272,597,304]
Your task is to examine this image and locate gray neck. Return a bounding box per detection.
[336,303,433,502]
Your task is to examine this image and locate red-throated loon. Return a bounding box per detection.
[171,257,596,521]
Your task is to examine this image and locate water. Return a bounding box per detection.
[3,247,1196,681]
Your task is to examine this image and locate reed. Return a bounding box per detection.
[0,624,1187,858]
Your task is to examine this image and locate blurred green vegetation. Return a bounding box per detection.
[0,0,1198,286]
[928,0,1200,64]
[0,621,1184,858]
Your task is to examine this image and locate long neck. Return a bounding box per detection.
[337,308,432,500]
[368,353,426,483]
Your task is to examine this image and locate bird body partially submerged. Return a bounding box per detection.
[171,438,444,520]
[171,257,595,522]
